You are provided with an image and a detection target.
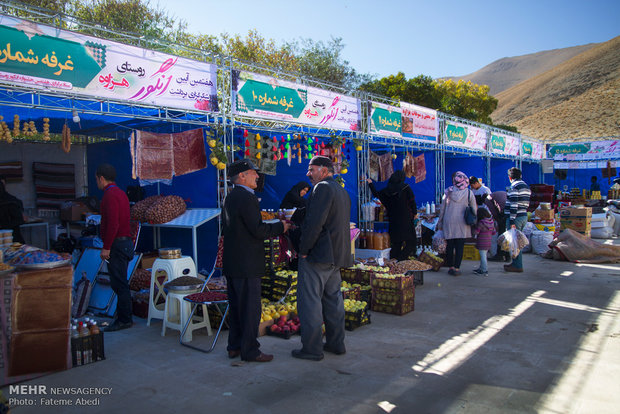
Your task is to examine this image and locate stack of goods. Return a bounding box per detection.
[529,184,554,212]
[560,207,592,237]
[341,281,361,301]
[370,273,415,315]
[568,187,586,205]
[608,186,620,200]
[534,202,555,222]
[344,298,370,331]
[130,195,186,224]
[262,269,297,302]
[0,229,13,248]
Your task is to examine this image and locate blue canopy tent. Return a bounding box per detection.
[490,158,517,192]
[443,153,486,190]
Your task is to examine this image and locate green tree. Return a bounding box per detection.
[434,79,498,124]
[360,72,441,109]
[290,37,371,90]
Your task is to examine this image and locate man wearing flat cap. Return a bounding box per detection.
[223,159,290,362]
[292,156,352,361]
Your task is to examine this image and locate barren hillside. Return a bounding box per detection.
[492,36,620,141]
[448,44,596,95]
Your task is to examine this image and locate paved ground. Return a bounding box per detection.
[3,248,620,414]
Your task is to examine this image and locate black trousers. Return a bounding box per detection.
[446,238,466,269]
[225,277,262,360]
[390,236,417,261]
[108,238,134,323]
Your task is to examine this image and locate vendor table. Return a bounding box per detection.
[142,208,221,266]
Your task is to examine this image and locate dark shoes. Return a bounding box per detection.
[448,268,461,276]
[104,320,132,332]
[473,269,488,276]
[292,349,324,361]
[243,352,274,363]
[504,265,523,273]
[323,344,346,355]
[227,349,241,359]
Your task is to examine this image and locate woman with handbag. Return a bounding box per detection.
[436,171,477,276]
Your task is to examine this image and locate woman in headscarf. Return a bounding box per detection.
[367,170,417,260]
[279,181,311,210]
[436,171,477,276]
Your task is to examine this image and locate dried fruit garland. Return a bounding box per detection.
[62,124,71,153]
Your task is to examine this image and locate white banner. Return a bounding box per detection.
[400,102,438,143]
[0,16,218,112]
[232,70,361,132]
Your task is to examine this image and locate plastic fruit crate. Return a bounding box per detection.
[371,299,414,315]
[418,251,443,271]
[370,273,414,290]
[462,244,480,261]
[344,306,371,331]
[371,287,415,307]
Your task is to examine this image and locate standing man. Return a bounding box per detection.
[293,156,352,361]
[96,164,134,332]
[223,159,289,363]
[504,167,531,273]
[469,176,491,207]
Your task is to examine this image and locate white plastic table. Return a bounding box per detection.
[142,208,221,267]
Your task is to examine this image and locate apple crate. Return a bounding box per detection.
[371,299,414,315]
[370,273,414,291]
[360,286,372,304]
[372,287,415,307]
[342,286,361,301]
[345,307,371,331]
[417,251,443,271]
[340,267,357,283]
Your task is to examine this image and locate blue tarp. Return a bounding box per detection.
[444,154,485,189]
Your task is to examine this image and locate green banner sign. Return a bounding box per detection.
[371,107,401,134]
[237,79,306,118]
[548,143,591,156]
[490,134,506,151]
[0,25,102,88]
[521,141,533,156]
[445,124,467,144]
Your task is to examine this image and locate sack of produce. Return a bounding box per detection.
[131,195,163,222]
[498,228,529,258]
[432,230,447,254]
[531,230,554,255]
[145,195,187,224]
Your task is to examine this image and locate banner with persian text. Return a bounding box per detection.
[369,101,402,137]
[489,132,520,156]
[232,70,361,132]
[443,120,487,151]
[548,140,620,160]
[520,139,544,159]
[400,102,438,143]
[0,16,218,112]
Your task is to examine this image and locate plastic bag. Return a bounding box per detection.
[432,230,447,254]
[498,228,529,258]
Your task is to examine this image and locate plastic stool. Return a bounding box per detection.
[147,256,197,326]
[162,290,212,342]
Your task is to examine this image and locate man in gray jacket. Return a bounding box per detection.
[293,156,352,361]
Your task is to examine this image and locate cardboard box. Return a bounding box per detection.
[140,252,159,269]
[560,207,592,219]
[258,319,274,337]
[560,217,592,234]
[60,201,91,222]
[535,209,555,221]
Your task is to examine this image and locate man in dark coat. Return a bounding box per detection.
[223,159,289,362]
[293,156,352,361]
[367,170,417,260]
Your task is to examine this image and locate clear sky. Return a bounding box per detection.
[155,0,620,80]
